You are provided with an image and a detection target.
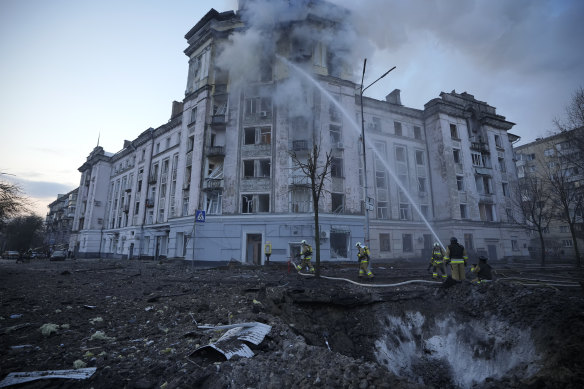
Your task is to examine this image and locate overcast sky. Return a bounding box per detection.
[1,0,583,216]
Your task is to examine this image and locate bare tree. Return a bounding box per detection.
[554,87,584,171]
[543,157,583,267]
[515,173,554,265]
[0,178,30,228]
[289,143,333,278]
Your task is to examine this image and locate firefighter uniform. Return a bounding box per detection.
[297,240,315,273]
[471,256,493,284]
[430,243,447,280]
[444,237,468,281]
[356,242,374,278]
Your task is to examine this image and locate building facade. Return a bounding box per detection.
[46,188,78,251]
[69,2,530,262]
[514,128,584,260]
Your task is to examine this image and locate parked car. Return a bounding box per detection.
[49,250,67,261]
[2,251,19,259]
[30,251,45,259]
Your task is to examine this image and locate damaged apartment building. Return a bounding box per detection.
[68,0,530,262]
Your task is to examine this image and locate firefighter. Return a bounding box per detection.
[296,240,315,273]
[470,256,493,283]
[355,242,374,278]
[444,237,468,281]
[429,242,447,280]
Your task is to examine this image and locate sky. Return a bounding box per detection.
[1,0,583,217]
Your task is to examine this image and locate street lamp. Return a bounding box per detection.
[360,59,396,246]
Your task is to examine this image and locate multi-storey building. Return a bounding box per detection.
[514,128,584,260]
[69,2,530,262]
[46,188,78,251]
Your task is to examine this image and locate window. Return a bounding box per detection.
[450,124,458,139]
[502,182,509,197]
[418,177,426,193]
[498,157,506,172]
[331,158,343,178]
[544,148,555,157]
[371,117,381,132]
[190,106,197,124]
[242,195,254,213]
[559,226,569,233]
[259,159,271,177]
[456,176,464,191]
[258,194,270,212]
[402,234,413,252]
[562,239,573,247]
[494,134,502,148]
[420,205,429,219]
[330,125,341,145]
[475,175,493,194]
[479,203,495,222]
[453,149,461,164]
[415,150,425,165]
[377,201,389,219]
[332,193,344,213]
[187,136,194,152]
[511,239,519,251]
[399,203,410,220]
[472,152,482,166]
[206,191,222,214]
[506,208,514,221]
[243,160,254,178]
[376,170,387,188]
[244,126,272,145]
[395,147,406,162]
[380,233,391,252]
[394,121,402,136]
[414,126,422,140]
[542,226,549,234]
[182,196,189,216]
[460,204,467,219]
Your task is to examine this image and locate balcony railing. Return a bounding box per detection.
[292,140,309,151]
[203,179,224,191]
[211,115,226,125]
[471,141,490,154]
[206,146,225,157]
[290,176,310,186]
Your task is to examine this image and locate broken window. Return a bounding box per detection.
[450,124,459,139]
[376,170,387,188]
[380,233,391,252]
[206,191,222,215]
[244,128,256,145]
[242,195,254,214]
[502,182,509,197]
[258,194,270,212]
[377,201,389,219]
[331,158,343,178]
[475,175,492,194]
[244,126,271,145]
[330,232,348,258]
[313,42,327,67]
[259,159,271,177]
[182,196,189,216]
[418,177,426,193]
[332,193,344,213]
[402,234,413,252]
[420,205,429,218]
[453,149,461,164]
[243,160,254,178]
[291,188,311,213]
[330,125,341,145]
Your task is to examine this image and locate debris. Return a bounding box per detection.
[39,323,59,337]
[90,330,115,341]
[1,323,32,335]
[89,317,103,325]
[83,305,97,310]
[73,359,87,369]
[190,322,271,362]
[9,314,22,319]
[0,367,97,387]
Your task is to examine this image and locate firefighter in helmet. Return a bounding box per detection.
[444,237,468,281]
[296,240,315,273]
[429,242,447,280]
[470,256,493,284]
[355,242,374,278]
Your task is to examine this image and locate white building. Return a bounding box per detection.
[69,2,530,263]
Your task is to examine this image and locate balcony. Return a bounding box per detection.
[471,141,490,154]
[290,176,310,187]
[292,140,309,151]
[211,115,226,126]
[206,146,225,157]
[148,174,157,184]
[203,178,224,191]
[145,199,155,208]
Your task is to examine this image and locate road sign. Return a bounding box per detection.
[195,210,206,223]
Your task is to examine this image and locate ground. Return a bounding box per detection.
[0,258,583,388]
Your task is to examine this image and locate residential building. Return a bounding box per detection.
[46,187,78,251]
[514,128,584,260]
[68,2,530,262]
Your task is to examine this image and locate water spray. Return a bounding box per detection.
[276,55,446,250]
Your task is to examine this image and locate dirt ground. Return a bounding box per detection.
[1,258,583,388]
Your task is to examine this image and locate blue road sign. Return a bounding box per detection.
[195,210,206,223]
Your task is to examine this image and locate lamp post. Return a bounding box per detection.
[360,59,396,246]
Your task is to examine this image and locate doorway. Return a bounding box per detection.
[487,244,498,261]
[246,234,262,265]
